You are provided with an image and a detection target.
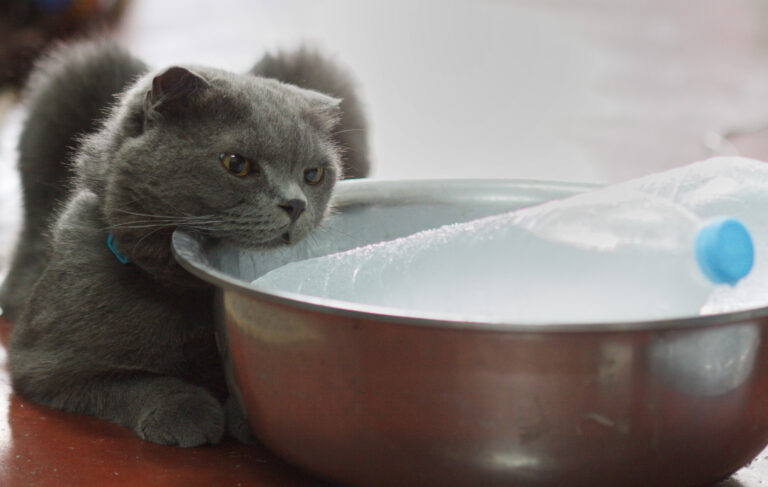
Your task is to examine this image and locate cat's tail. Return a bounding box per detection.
[0,41,147,321]
[250,48,371,179]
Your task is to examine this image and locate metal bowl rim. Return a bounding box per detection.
[171,177,768,333]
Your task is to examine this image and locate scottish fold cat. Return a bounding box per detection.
[1,41,369,447]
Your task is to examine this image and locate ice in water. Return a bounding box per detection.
[254,183,753,323]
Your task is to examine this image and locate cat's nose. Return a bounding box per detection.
[279,199,306,222]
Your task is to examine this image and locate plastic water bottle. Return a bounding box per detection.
[612,156,768,314]
[253,188,753,323]
[613,156,768,234]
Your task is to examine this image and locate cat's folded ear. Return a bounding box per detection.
[144,66,208,117]
[304,90,342,132]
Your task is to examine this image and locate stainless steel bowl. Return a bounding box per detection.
[172,179,768,487]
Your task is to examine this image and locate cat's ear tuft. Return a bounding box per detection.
[145,66,208,116]
[305,91,342,132]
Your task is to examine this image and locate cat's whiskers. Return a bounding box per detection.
[104,218,222,230]
[108,207,223,228]
[113,208,219,221]
[332,128,366,136]
[131,223,172,255]
[314,221,355,241]
[107,217,193,226]
[220,209,276,234]
[304,231,325,255]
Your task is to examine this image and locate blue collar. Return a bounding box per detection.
[107,233,131,264]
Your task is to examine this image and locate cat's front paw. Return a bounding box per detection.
[137,390,225,447]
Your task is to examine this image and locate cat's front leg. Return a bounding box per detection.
[18,372,225,447]
[131,377,225,447]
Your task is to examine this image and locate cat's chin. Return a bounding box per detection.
[254,225,313,248]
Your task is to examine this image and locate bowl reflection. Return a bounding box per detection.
[648,324,759,397]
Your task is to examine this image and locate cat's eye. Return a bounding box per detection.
[219,153,251,177]
[304,167,324,185]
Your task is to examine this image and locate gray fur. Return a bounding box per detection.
[251,48,370,179]
[2,41,369,447]
[0,42,147,321]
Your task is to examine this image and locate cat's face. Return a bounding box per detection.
[103,66,342,251]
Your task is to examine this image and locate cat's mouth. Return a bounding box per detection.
[212,222,307,249]
[273,226,308,247]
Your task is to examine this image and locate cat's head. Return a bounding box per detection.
[82,65,343,272]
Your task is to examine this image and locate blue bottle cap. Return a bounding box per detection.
[695,218,754,285]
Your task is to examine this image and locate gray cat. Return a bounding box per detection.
[1,41,369,447]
